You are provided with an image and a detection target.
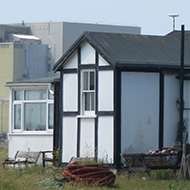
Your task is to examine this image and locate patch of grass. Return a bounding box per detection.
[1,146,190,189]
[151,169,176,180]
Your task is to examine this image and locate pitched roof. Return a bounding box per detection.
[166,30,190,39]
[53,31,190,72]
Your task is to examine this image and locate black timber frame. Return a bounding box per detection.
[114,66,180,169]
[60,47,115,162]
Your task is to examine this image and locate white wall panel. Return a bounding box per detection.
[81,42,95,64]
[62,117,77,162]
[64,50,78,69]
[98,71,114,111]
[63,73,78,111]
[80,119,95,157]
[8,134,53,164]
[98,116,114,163]
[121,72,159,153]
[184,81,190,143]
[164,75,180,147]
[99,55,109,66]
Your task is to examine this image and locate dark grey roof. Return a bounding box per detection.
[166,30,190,39]
[53,31,190,72]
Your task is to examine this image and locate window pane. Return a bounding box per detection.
[14,104,21,129]
[84,93,90,111]
[24,103,46,131]
[91,92,95,110]
[90,72,95,90]
[48,104,54,129]
[25,90,47,100]
[83,72,88,90]
[14,90,23,100]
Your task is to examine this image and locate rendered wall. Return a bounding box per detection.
[63,73,78,112]
[28,22,63,77]
[0,43,13,98]
[23,43,48,79]
[0,43,14,132]
[121,72,159,153]
[8,134,53,164]
[62,117,77,162]
[98,70,114,111]
[13,43,24,81]
[184,80,190,143]
[80,119,95,158]
[27,22,140,77]
[163,74,180,147]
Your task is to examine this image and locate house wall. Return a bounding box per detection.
[63,22,141,54]
[22,43,48,80]
[0,43,14,98]
[13,43,48,81]
[27,22,63,78]
[121,72,160,153]
[163,74,180,147]
[13,43,24,81]
[7,84,54,161]
[62,42,114,163]
[8,134,53,164]
[121,71,181,154]
[0,43,14,133]
[184,80,190,143]
[0,24,29,42]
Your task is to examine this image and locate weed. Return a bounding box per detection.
[169,183,180,190]
[151,169,176,180]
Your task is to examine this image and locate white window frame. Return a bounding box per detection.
[81,70,96,116]
[12,87,54,133]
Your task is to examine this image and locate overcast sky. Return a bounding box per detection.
[1,0,189,35]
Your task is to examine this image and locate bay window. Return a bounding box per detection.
[13,89,54,132]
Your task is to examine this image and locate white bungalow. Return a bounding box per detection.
[53,31,190,168]
[5,77,59,160]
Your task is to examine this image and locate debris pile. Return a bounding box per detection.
[146,147,180,155]
[62,162,115,186]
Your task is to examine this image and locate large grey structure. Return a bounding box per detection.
[1,22,141,79]
[25,22,141,77]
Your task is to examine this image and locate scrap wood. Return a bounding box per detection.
[62,162,116,186]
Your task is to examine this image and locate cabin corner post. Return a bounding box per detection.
[179,24,185,146]
[159,70,164,149]
[114,67,121,169]
[53,79,61,151]
[59,70,63,165]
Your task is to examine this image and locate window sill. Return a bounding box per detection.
[10,130,53,135]
[77,115,97,119]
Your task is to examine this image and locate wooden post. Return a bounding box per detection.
[180,143,188,179]
[187,154,190,178]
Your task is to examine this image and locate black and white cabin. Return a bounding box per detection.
[53,31,190,168]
